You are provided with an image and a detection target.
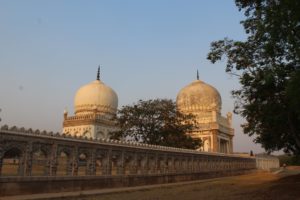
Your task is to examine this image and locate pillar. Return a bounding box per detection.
[89,150,96,175]
[229,136,234,153]
[0,148,3,176]
[24,142,33,176]
[102,153,110,175]
[118,151,125,175]
[72,147,78,176]
[211,130,219,152]
[50,144,58,176]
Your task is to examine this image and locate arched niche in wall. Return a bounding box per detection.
[31,149,48,176]
[56,148,72,176]
[1,148,22,176]
[78,152,88,176]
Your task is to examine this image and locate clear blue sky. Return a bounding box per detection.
[0,0,265,153]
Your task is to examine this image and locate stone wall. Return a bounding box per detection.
[255,154,280,170]
[0,125,275,196]
[0,170,252,196]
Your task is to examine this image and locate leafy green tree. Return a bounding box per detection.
[110,99,201,149]
[207,0,300,154]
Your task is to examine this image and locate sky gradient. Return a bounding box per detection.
[0,0,265,153]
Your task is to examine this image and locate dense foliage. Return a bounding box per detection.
[110,99,201,149]
[277,154,300,166]
[207,0,300,154]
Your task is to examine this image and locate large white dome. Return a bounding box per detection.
[74,80,118,116]
[176,79,221,113]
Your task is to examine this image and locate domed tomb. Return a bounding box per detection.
[176,71,234,154]
[177,79,222,113]
[74,79,118,117]
[63,67,118,139]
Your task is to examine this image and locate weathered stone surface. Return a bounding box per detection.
[0,170,254,196]
[0,126,278,197]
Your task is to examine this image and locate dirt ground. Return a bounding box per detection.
[3,167,300,200]
[59,167,300,200]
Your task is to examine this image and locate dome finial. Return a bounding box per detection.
[97,65,100,80]
[197,69,199,80]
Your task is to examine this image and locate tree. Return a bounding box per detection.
[110,99,201,149]
[207,0,300,154]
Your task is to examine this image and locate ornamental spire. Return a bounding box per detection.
[97,65,100,80]
[197,69,199,80]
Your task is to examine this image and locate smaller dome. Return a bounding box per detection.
[74,80,118,116]
[176,79,221,113]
